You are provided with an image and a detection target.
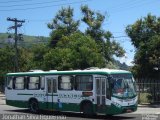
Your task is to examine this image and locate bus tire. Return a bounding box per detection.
[81,102,93,116]
[29,99,39,113]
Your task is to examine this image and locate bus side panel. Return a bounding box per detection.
[5,88,46,109]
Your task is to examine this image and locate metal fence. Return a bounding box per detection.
[0,76,5,93]
[136,78,160,104]
[0,84,4,93]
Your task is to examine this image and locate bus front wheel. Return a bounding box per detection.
[29,99,39,113]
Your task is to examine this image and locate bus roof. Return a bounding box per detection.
[6,68,131,76]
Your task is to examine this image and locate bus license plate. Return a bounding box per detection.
[126,109,132,113]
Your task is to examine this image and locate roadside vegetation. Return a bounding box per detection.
[0,6,160,93]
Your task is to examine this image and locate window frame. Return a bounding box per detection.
[40,76,45,90]
[58,75,74,91]
[27,76,41,90]
[13,76,25,90]
[7,76,13,90]
[75,75,93,91]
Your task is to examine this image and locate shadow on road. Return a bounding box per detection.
[4,109,136,120]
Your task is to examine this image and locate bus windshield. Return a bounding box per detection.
[110,74,137,98]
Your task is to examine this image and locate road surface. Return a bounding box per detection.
[0,96,160,120]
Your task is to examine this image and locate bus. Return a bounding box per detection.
[5,68,137,115]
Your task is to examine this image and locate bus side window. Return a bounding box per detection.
[28,77,40,90]
[41,76,45,90]
[53,79,57,93]
[58,76,73,90]
[13,77,25,90]
[75,75,93,91]
[7,77,13,89]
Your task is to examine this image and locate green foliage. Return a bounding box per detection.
[18,47,33,71]
[44,32,105,70]
[30,44,49,70]
[44,48,74,70]
[0,46,14,85]
[0,33,49,43]
[126,14,160,49]
[81,5,105,41]
[0,46,15,74]
[47,5,125,70]
[147,35,160,66]
[139,93,152,104]
[48,6,79,46]
[81,5,125,63]
[126,14,160,78]
[0,5,128,80]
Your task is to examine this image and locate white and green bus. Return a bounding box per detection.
[5,68,137,115]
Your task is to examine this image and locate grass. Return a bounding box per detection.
[138,92,152,104]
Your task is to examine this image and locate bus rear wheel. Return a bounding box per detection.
[81,102,94,116]
[29,100,39,113]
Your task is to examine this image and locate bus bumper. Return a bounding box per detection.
[105,104,137,115]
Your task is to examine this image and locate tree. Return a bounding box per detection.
[30,44,49,70]
[81,5,125,64]
[0,46,14,86]
[48,6,80,46]
[46,5,125,70]
[104,31,125,61]
[81,5,105,41]
[126,14,160,49]
[126,14,160,78]
[44,32,105,70]
[0,46,15,74]
[18,47,34,71]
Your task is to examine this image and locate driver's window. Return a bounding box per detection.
[7,77,13,89]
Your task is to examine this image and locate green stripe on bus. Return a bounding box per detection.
[6,71,131,76]
[47,94,58,96]
[17,93,58,96]
[17,93,33,95]
[6,100,137,115]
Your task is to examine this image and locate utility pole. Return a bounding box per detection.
[7,17,25,72]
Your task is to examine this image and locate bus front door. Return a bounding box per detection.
[46,76,57,110]
[96,77,106,113]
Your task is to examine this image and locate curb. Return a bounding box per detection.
[138,104,160,108]
[0,93,5,97]
[0,94,5,97]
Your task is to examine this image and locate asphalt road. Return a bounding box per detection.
[0,97,160,120]
[0,106,141,120]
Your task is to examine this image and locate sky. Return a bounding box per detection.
[0,0,160,66]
